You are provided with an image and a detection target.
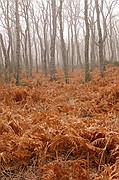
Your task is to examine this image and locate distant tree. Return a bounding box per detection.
[106,0,118,63]
[0,33,9,82]
[73,1,82,68]
[84,0,91,82]
[35,0,49,77]
[59,0,69,83]
[0,0,15,81]
[31,8,44,75]
[21,0,33,77]
[67,1,75,71]
[66,0,82,69]
[0,45,4,74]
[89,0,96,70]
[33,25,39,74]
[50,0,57,81]
[23,29,29,78]
[15,0,20,85]
[43,4,48,77]
[95,0,105,77]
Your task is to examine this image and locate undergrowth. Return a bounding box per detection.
[0,64,119,179]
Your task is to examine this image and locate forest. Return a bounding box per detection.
[0,0,119,179]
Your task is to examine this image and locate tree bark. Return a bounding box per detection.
[84,0,91,82]
[95,0,105,77]
[24,29,29,78]
[59,0,69,83]
[15,0,20,86]
[50,0,57,81]
[0,33,9,82]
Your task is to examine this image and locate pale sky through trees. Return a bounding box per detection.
[0,0,119,34]
[0,0,118,38]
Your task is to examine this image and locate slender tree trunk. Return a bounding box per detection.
[24,29,29,78]
[43,17,48,77]
[84,0,91,82]
[109,14,114,63]
[34,39,38,74]
[15,0,20,86]
[33,26,38,74]
[26,16,32,77]
[71,23,74,71]
[22,0,33,77]
[59,0,69,83]
[50,0,56,81]
[89,14,96,70]
[3,0,14,81]
[39,37,44,75]
[57,48,59,69]
[0,46,4,74]
[113,26,119,62]
[0,33,9,82]
[74,25,82,68]
[35,22,44,75]
[95,0,104,77]
[67,25,71,68]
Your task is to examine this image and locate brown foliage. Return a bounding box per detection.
[0,65,119,179]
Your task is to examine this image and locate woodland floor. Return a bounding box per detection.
[0,64,119,180]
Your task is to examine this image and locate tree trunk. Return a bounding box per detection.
[0,33,9,82]
[84,0,91,82]
[59,0,69,83]
[24,29,29,78]
[27,24,33,77]
[50,0,56,81]
[15,0,20,86]
[71,23,74,71]
[0,46,4,74]
[89,14,96,70]
[74,25,82,68]
[95,0,104,77]
[33,26,38,74]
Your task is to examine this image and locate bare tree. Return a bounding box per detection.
[24,29,29,78]
[21,0,33,77]
[33,25,39,74]
[0,0,15,81]
[66,0,83,69]
[84,0,91,82]
[35,0,49,77]
[89,1,96,70]
[50,0,57,81]
[106,0,118,62]
[59,0,69,83]
[95,0,105,77]
[73,1,82,68]
[30,2,44,75]
[0,45,4,75]
[0,33,9,82]
[15,0,21,85]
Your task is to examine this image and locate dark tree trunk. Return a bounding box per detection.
[95,0,105,77]
[50,0,56,81]
[15,0,20,86]
[59,0,69,83]
[0,33,9,82]
[84,0,91,82]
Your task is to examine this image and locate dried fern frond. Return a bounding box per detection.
[13,88,28,102]
[94,158,119,180]
[49,131,88,155]
[42,169,55,180]
[91,138,107,148]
